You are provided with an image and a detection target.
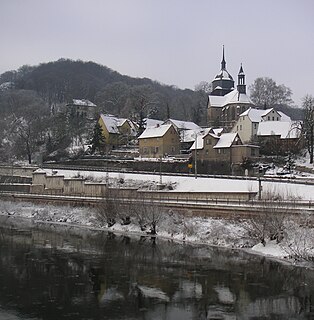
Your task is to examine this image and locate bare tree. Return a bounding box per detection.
[302,95,314,164]
[244,201,287,246]
[249,77,293,108]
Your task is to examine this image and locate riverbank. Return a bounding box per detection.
[1,199,314,268]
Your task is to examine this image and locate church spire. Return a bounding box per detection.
[237,63,246,94]
[221,45,226,70]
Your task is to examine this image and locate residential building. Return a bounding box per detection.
[190,130,259,174]
[98,114,137,150]
[138,124,180,158]
[232,107,291,143]
[257,120,303,155]
[163,119,201,132]
[66,99,97,119]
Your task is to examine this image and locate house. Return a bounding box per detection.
[144,118,164,129]
[207,47,254,129]
[66,99,97,119]
[232,107,291,143]
[162,119,201,152]
[138,124,181,158]
[163,119,201,132]
[257,120,303,155]
[190,130,259,174]
[180,127,222,153]
[98,114,137,150]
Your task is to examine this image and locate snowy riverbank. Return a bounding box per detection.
[1,199,313,268]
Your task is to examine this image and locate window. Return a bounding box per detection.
[223,149,226,154]
[205,149,209,155]
[143,147,148,154]
[155,146,159,153]
[268,116,270,120]
[277,117,279,121]
[251,148,255,156]
[254,123,257,129]
[206,139,212,145]
[171,146,175,152]
[240,125,242,130]
[272,117,274,121]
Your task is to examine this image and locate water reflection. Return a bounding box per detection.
[0,223,313,319]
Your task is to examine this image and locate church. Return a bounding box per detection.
[207,47,254,129]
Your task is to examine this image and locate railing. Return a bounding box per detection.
[1,190,313,211]
[42,163,314,186]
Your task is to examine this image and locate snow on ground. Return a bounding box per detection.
[39,168,314,200]
[252,240,287,258]
[1,199,314,266]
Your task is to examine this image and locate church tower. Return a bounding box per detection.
[237,64,246,94]
[210,46,234,96]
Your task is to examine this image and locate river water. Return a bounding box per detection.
[0,219,313,320]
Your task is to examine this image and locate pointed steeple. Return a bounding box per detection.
[221,45,226,70]
[237,63,246,94]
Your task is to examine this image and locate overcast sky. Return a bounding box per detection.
[0,0,313,106]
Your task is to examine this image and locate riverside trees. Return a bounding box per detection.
[302,95,314,164]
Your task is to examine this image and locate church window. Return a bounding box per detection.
[272,117,274,121]
[268,116,270,120]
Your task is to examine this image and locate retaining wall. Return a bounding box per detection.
[0,165,37,177]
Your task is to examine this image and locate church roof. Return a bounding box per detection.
[213,69,234,82]
[208,89,253,108]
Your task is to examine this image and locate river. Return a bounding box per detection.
[0,218,313,319]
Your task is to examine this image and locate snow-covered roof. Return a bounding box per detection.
[278,111,291,122]
[181,127,213,143]
[144,118,163,128]
[189,135,206,150]
[213,69,234,81]
[213,133,239,149]
[189,129,220,150]
[212,128,224,136]
[71,99,96,107]
[257,121,301,139]
[164,119,201,130]
[100,114,137,135]
[239,107,291,123]
[138,124,172,139]
[208,89,253,108]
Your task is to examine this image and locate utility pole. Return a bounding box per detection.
[159,155,162,185]
[194,132,198,179]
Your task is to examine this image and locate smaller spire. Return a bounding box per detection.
[221,45,226,70]
[237,63,246,94]
[238,63,244,75]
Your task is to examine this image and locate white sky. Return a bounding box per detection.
[0,0,313,106]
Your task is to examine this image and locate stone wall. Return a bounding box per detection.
[0,165,37,177]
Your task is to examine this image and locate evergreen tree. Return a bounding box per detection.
[90,122,105,154]
[137,109,147,136]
